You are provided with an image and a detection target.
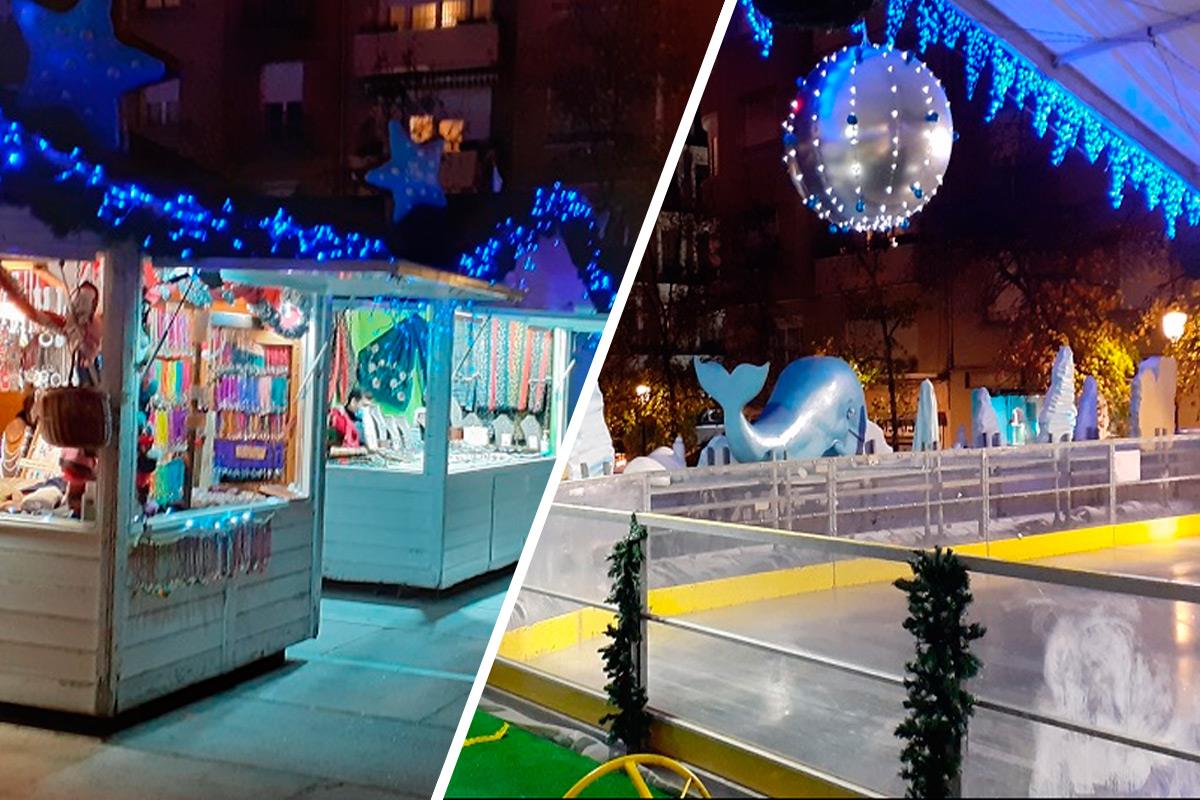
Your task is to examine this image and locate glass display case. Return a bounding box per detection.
[322,303,585,588]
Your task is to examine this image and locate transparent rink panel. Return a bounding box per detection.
[645,619,909,796]
[1116,439,1200,523]
[505,589,608,695]
[640,519,1200,795]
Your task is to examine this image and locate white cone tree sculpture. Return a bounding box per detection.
[1038,345,1077,443]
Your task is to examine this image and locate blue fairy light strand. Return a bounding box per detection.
[0,108,609,306]
[741,0,774,59]
[457,182,612,310]
[887,0,1200,239]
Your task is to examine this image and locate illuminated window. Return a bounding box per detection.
[411,2,436,30]
[441,0,468,27]
[439,119,464,152]
[472,0,492,19]
[409,115,435,144]
[387,5,406,29]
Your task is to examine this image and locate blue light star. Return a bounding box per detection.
[366,119,446,223]
[14,0,166,149]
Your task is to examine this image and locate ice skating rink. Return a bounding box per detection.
[519,537,1200,797]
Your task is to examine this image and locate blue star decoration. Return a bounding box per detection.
[366,119,447,223]
[14,0,165,150]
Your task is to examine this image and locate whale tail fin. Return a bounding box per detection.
[693,358,769,416]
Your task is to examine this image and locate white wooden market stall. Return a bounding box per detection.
[0,205,509,716]
[321,295,605,589]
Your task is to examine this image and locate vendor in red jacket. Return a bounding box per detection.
[328,387,364,450]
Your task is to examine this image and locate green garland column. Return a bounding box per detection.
[894,547,986,799]
[598,513,651,752]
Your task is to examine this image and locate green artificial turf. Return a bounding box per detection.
[446,711,666,798]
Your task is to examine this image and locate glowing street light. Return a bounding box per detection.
[635,384,651,400]
[1163,310,1188,344]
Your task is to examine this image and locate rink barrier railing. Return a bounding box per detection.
[503,503,1200,793]
[559,435,1200,546]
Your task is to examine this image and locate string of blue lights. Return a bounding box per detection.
[741,0,774,59]
[886,0,1200,239]
[457,183,612,310]
[0,107,611,306]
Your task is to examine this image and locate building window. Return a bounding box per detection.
[701,112,719,176]
[408,115,434,144]
[387,5,407,29]
[144,0,181,8]
[411,2,437,30]
[261,62,304,144]
[439,119,464,152]
[441,0,468,27]
[142,79,180,127]
[472,0,492,19]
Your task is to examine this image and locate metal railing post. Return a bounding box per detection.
[980,450,990,548]
[1107,440,1117,525]
[826,462,838,538]
[936,452,945,538]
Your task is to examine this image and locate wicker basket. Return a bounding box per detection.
[40,387,113,449]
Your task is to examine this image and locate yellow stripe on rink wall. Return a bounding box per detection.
[499,513,1200,661]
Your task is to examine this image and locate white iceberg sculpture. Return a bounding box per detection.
[912,378,940,452]
[1039,345,1077,443]
[1074,375,1099,441]
[1130,356,1177,437]
[973,387,1003,447]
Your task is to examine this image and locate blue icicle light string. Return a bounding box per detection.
[741,0,774,59]
[886,0,1200,238]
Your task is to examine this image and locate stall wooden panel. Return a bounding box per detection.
[489,460,555,570]
[441,470,495,587]
[322,466,443,586]
[115,499,318,711]
[0,528,101,713]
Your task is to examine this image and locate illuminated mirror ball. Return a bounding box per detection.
[782,43,954,233]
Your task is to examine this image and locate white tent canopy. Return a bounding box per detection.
[958,0,1200,181]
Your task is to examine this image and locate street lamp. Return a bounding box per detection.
[1163,310,1188,344]
[635,384,650,400]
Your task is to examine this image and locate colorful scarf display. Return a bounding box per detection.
[455,315,553,414]
[128,516,273,596]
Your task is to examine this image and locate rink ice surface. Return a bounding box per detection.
[527,538,1200,797]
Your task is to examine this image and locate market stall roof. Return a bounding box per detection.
[208,259,521,304]
[954,0,1200,182]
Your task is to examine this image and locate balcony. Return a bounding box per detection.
[353,22,498,77]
